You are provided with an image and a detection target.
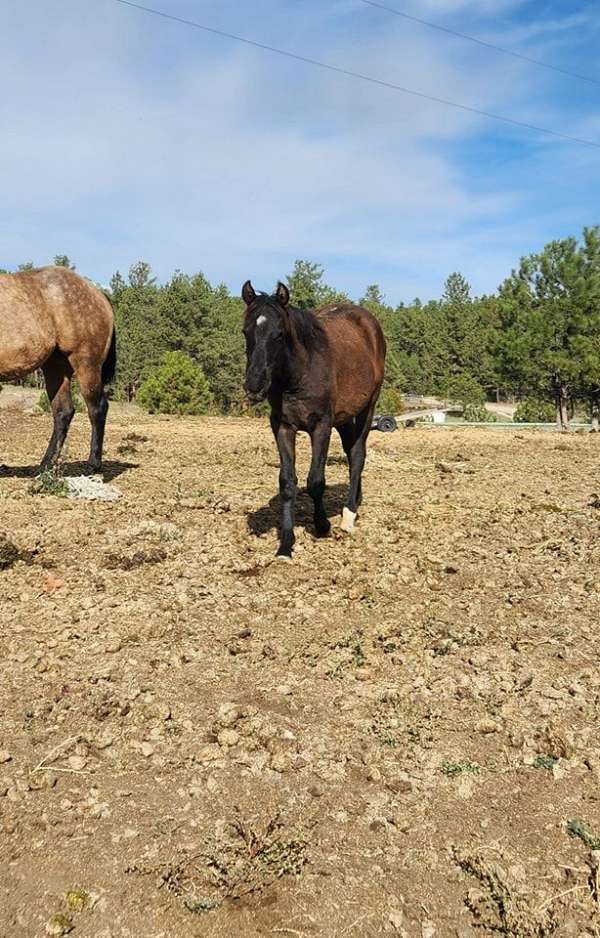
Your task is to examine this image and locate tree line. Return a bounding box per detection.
[3,227,600,429]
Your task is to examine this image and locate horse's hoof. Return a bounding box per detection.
[340,507,357,534]
[276,553,293,562]
[315,520,331,538]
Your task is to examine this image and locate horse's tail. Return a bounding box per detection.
[102,325,117,385]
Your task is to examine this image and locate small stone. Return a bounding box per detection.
[422,922,436,938]
[387,771,413,794]
[45,914,73,936]
[270,752,289,773]
[276,684,292,696]
[140,742,154,758]
[552,761,567,781]
[217,729,240,748]
[0,750,12,764]
[367,767,382,782]
[29,772,58,792]
[389,909,404,930]
[96,730,114,750]
[156,704,172,721]
[68,756,86,771]
[476,719,500,734]
[111,827,139,843]
[198,744,221,763]
[217,703,241,727]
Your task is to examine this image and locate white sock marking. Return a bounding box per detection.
[341,507,356,533]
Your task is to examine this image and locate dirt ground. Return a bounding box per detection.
[1,409,600,938]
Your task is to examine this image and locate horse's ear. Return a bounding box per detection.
[242,280,256,305]
[276,281,290,307]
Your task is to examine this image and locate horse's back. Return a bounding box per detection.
[317,304,385,422]
[0,267,113,379]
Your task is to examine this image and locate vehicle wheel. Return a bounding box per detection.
[377,416,397,433]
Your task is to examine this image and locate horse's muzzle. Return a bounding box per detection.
[245,370,270,402]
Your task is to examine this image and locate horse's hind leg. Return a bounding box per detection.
[337,421,363,506]
[74,362,109,473]
[40,353,75,470]
[340,401,376,534]
[307,419,332,537]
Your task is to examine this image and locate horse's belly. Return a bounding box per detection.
[0,313,55,379]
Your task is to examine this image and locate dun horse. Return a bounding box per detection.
[242,280,385,558]
[0,266,116,472]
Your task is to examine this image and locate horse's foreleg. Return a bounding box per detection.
[74,362,108,473]
[273,419,297,559]
[341,403,375,534]
[40,355,75,470]
[307,419,332,537]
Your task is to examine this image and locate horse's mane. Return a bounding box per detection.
[286,304,327,352]
[253,293,328,352]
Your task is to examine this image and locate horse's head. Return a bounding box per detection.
[242,280,290,401]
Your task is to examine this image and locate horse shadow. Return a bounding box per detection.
[0,460,136,482]
[247,482,349,536]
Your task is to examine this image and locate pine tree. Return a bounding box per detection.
[137,351,213,415]
[498,231,600,429]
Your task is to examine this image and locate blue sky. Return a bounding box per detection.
[1,0,599,303]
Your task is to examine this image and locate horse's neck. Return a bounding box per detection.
[282,338,314,394]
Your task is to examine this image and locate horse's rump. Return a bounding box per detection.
[0,267,114,379]
[317,304,385,423]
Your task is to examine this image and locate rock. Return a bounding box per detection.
[270,751,289,773]
[0,750,12,764]
[111,827,139,843]
[140,742,154,758]
[389,909,404,930]
[422,921,436,938]
[65,476,121,501]
[104,636,122,653]
[457,776,475,800]
[217,703,242,727]
[156,703,172,721]
[217,729,240,748]
[29,772,58,792]
[476,719,500,734]
[387,771,413,794]
[198,744,221,763]
[355,668,371,681]
[68,756,86,771]
[96,730,114,750]
[45,914,73,936]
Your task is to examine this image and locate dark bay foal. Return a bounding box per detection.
[242,280,386,558]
